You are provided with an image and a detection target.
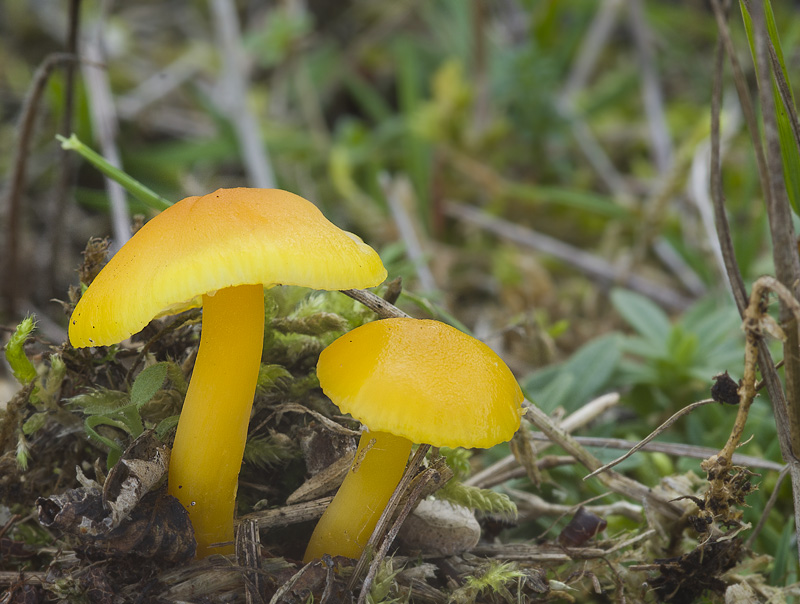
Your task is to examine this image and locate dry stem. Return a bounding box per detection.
[586,399,718,479]
[719,276,800,462]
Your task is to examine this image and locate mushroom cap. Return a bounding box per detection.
[316,318,524,449]
[69,188,387,347]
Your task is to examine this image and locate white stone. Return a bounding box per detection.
[398,498,481,556]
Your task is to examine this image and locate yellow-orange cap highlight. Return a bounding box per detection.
[69,188,387,347]
[317,318,524,449]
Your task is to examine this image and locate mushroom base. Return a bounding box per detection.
[303,430,413,562]
[167,284,265,558]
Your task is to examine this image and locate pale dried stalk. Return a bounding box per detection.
[710,0,800,562]
[341,288,411,319]
[523,401,682,520]
[467,392,620,488]
[719,276,800,462]
[2,53,77,315]
[509,489,643,523]
[586,399,717,479]
[526,434,784,472]
[750,0,800,458]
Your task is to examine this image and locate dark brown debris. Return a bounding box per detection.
[37,486,196,564]
[646,537,744,603]
[557,506,608,548]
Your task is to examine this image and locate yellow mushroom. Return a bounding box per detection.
[303,317,523,562]
[69,188,386,557]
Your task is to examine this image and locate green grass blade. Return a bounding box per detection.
[739,0,800,215]
[57,134,173,211]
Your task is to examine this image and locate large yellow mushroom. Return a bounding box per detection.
[303,317,523,562]
[69,188,386,557]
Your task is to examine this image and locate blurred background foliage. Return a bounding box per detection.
[2,0,800,593]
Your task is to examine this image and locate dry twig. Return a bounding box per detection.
[444,201,692,311]
[2,52,78,315]
[709,0,800,561]
[586,399,718,479]
[523,401,682,520]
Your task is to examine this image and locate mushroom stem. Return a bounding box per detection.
[168,284,265,557]
[303,430,413,562]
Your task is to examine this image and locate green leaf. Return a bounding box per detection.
[85,415,128,467]
[522,334,621,414]
[130,363,169,408]
[560,334,621,410]
[67,389,130,415]
[155,415,180,441]
[522,370,574,415]
[4,316,38,385]
[610,288,671,347]
[666,327,699,367]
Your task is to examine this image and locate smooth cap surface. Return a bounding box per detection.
[70,188,387,347]
[316,318,524,449]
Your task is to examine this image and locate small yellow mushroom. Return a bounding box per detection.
[304,318,523,562]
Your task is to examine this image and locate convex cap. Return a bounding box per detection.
[69,188,387,347]
[317,318,524,449]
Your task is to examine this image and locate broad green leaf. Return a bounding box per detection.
[610,288,671,347]
[156,416,180,441]
[522,370,575,415]
[67,389,130,415]
[130,363,169,408]
[666,327,699,367]
[560,334,622,409]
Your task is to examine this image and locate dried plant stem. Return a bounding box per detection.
[522,401,682,519]
[751,1,800,457]
[239,497,333,530]
[708,0,754,312]
[720,276,800,461]
[341,289,411,319]
[43,0,82,302]
[381,175,437,292]
[509,489,643,523]
[209,0,276,189]
[2,53,77,316]
[81,17,132,251]
[347,445,432,592]
[710,0,800,562]
[627,0,672,175]
[526,434,784,473]
[467,392,621,488]
[586,399,718,479]
[355,456,444,604]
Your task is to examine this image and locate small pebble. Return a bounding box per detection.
[398,498,481,556]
